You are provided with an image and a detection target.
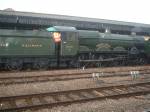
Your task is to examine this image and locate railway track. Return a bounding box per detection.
[0,65,150,73]
[0,69,150,85]
[0,81,150,111]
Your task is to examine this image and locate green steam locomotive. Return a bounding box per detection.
[0,26,149,70]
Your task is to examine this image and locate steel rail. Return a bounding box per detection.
[0,70,150,85]
[0,81,150,111]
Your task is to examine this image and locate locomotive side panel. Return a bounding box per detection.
[0,29,55,57]
[78,30,100,52]
[78,30,145,54]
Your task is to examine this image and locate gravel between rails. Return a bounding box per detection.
[1,81,150,112]
[0,65,149,77]
[22,96,150,112]
[0,66,150,112]
[0,75,148,97]
[0,78,150,112]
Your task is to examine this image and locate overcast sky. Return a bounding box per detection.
[1,0,150,24]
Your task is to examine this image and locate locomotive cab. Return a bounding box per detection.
[47,26,78,67]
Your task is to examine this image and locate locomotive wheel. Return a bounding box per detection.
[6,59,23,71]
[33,61,49,70]
[0,64,4,70]
[76,61,81,68]
[96,62,102,67]
[113,61,120,67]
[138,58,147,65]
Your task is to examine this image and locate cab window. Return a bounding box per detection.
[61,32,76,41]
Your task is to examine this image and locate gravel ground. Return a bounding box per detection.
[0,65,149,78]
[0,77,119,97]
[0,66,150,112]
[23,96,150,112]
[0,75,148,97]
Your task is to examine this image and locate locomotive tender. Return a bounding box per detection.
[0,26,149,70]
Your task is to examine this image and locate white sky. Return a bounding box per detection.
[1,0,150,24]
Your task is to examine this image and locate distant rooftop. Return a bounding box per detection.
[0,10,150,35]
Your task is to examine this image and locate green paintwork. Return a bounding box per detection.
[78,30,100,52]
[144,39,150,56]
[0,29,55,57]
[0,26,149,60]
[60,32,78,56]
[78,30,145,53]
[0,26,79,58]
